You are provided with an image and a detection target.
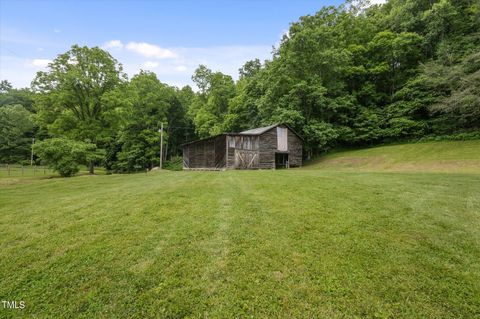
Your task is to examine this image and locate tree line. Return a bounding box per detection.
[1,0,479,176]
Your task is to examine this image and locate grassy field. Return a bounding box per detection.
[308,140,480,173]
[1,141,479,318]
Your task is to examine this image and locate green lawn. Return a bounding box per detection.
[308,140,480,173]
[1,142,480,318]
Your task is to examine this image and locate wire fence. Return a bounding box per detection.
[0,164,55,177]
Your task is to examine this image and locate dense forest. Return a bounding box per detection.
[1,0,479,175]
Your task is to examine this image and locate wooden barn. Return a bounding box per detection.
[182,123,303,170]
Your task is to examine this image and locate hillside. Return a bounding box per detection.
[306,140,480,173]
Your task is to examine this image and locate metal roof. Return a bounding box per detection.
[239,124,278,135]
[239,123,303,141]
[181,123,304,147]
[180,133,227,147]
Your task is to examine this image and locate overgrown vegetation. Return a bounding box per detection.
[163,155,183,171]
[1,0,479,173]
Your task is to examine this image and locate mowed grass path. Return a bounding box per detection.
[1,169,480,318]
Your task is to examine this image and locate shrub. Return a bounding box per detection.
[33,138,96,177]
[164,156,183,171]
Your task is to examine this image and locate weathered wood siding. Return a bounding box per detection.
[226,135,260,169]
[183,124,302,170]
[183,135,226,169]
[287,128,302,167]
[226,136,235,169]
[214,135,226,168]
[259,129,277,169]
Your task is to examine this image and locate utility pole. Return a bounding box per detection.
[31,137,35,166]
[159,123,163,169]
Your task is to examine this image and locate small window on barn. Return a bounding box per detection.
[228,136,235,148]
[277,127,288,151]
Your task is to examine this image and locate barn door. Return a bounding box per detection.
[234,150,258,169]
[275,153,289,169]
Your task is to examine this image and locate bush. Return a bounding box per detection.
[33,138,96,177]
[163,156,183,171]
[53,160,80,177]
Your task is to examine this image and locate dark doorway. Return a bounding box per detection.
[275,153,289,169]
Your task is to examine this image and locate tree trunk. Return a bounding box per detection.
[89,162,94,175]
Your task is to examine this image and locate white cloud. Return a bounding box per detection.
[103,40,123,49]
[370,0,386,4]
[126,42,177,59]
[174,65,187,72]
[107,44,271,89]
[3,41,271,89]
[144,61,159,68]
[27,58,52,68]
[0,56,52,88]
[53,28,61,33]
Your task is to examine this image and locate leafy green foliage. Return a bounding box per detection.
[32,45,125,173]
[0,85,35,112]
[33,138,97,177]
[190,65,236,137]
[428,51,480,129]
[0,105,34,163]
[216,0,479,154]
[163,155,183,171]
[102,71,193,172]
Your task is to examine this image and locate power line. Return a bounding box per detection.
[1,46,23,58]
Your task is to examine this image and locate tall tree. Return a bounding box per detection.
[32,45,126,173]
[103,71,185,172]
[190,65,236,137]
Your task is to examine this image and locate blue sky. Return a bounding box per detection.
[0,0,369,89]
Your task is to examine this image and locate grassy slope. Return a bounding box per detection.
[307,140,480,173]
[1,141,479,318]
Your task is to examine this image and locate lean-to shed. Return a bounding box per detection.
[182,123,302,170]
